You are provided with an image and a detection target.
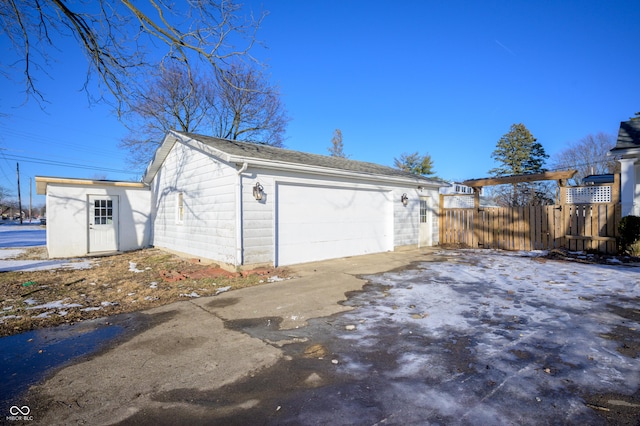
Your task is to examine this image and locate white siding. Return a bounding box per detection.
[45,184,150,258]
[149,142,442,267]
[242,175,275,265]
[150,141,237,265]
[393,189,419,247]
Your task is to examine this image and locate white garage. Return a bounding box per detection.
[39,131,447,268]
[276,183,393,265]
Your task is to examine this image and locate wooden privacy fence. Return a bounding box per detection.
[439,175,622,254]
[440,203,621,253]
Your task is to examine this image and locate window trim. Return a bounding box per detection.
[176,192,184,224]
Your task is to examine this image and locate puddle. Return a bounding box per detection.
[0,313,147,413]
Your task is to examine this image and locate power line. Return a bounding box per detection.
[1,153,133,174]
[0,126,127,161]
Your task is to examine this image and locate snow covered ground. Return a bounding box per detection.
[315,249,640,424]
[0,222,92,272]
[0,221,45,248]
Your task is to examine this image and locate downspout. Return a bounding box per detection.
[236,162,248,267]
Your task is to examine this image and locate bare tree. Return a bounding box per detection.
[328,129,347,158]
[120,62,216,168]
[1,0,264,111]
[551,132,618,186]
[121,61,288,170]
[212,62,288,146]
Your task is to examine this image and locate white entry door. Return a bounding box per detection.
[276,183,393,266]
[88,195,118,253]
[419,196,432,247]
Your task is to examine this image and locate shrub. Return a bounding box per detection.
[618,215,640,255]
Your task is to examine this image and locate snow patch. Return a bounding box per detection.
[215,286,231,295]
[128,262,145,273]
[25,299,82,310]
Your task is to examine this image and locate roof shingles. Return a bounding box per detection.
[612,117,640,152]
[179,132,440,183]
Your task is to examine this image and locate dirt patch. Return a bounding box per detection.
[0,248,290,337]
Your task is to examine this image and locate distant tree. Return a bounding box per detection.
[328,129,347,158]
[0,185,11,215]
[1,0,265,112]
[120,61,288,170]
[120,63,217,168]
[394,152,435,176]
[212,62,289,146]
[551,132,618,186]
[489,123,550,206]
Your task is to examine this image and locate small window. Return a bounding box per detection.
[177,192,184,224]
[420,199,429,223]
[94,199,113,225]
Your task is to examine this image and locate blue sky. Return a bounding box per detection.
[1,0,639,206]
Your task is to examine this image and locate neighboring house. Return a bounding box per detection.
[37,131,446,268]
[609,115,640,216]
[439,181,498,208]
[440,182,476,196]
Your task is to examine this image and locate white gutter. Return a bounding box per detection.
[235,162,249,267]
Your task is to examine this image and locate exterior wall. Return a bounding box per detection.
[241,171,275,265]
[617,158,640,217]
[239,167,440,266]
[45,184,151,258]
[150,141,237,265]
[393,188,419,246]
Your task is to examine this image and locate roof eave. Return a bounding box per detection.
[608,146,640,158]
[35,176,148,195]
[229,155,445,187]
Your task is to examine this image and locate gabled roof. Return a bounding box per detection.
[143,131,447,187]
[610,116,640,153]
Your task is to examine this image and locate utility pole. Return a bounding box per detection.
[29,177,32,222]
[16,163,22,224]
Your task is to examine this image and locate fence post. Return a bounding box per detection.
[473,187,480,248]
[439,194,445,245]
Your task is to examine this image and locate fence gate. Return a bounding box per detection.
[439,174,621,254]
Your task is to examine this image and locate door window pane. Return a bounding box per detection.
[94,199,113,226]
[420,200,428,223]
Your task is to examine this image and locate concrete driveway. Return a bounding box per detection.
[14,249,640,425]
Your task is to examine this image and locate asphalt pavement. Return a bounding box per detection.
[16,248,432,425]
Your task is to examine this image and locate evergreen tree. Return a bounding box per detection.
[394,152,435,176]
[489,123,548,176]
[489,123,550,206]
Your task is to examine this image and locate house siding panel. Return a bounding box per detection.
[151,140,237,265]
[242,176,275,265]
[394,189,419,247]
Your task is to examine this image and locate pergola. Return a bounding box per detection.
[462,170,578,189]
[459,170,579,208]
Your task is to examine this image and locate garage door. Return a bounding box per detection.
[276,183,393,266]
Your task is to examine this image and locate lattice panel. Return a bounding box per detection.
[565,186,611,204]
[443,195,475,209]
